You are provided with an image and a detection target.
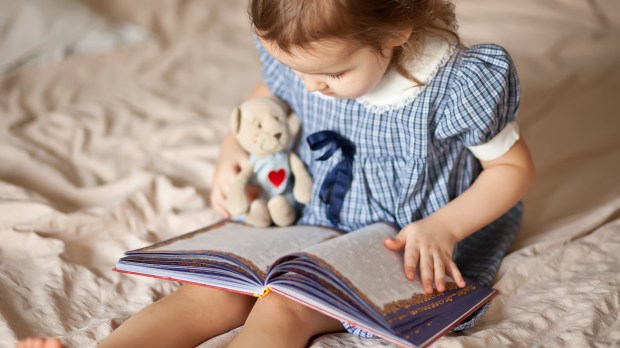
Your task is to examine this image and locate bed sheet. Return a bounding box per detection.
[1,0,618,347]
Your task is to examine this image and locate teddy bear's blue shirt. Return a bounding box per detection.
[249,152,294,202]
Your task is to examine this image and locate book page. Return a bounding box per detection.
[299,223,440,308]
[264,222,496,347]
[130,221,341,274]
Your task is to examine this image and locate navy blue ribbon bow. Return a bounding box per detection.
[307,131,356,226]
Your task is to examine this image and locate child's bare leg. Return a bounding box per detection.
[99,284,255,348]
[227,292,344,348]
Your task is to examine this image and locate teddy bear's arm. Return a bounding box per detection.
[289,152,312,204]
[225,162,255,215]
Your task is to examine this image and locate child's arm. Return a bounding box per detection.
[211,82,280,216]
[289,152,312,204]
[384,138,536,294]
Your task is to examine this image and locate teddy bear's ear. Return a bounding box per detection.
[230,107,242,134]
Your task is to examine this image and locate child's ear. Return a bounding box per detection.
[230,107,242,134]
[384,27,413,49]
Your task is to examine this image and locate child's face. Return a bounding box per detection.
[259,37,393,99]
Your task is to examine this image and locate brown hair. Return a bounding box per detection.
[249,0,460,83]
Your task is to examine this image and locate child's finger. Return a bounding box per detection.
[211,189,230,218]
[214,203,229,218]
[237,153,250,168]
[43,338,62,348]
[419,248,434,294]
[433,253,446,292]
[403,241,420,280]
[246,184,263,201]
[383,237,405,251]
[222,171,237,192]
[446,260,466,288]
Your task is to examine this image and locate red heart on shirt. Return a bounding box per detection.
[268,169,286,188]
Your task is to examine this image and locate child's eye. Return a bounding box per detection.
[327,72,344,80]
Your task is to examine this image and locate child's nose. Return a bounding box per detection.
[303,77,327,92]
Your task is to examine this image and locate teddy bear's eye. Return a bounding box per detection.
[257,123,262,129]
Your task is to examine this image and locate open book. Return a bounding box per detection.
[114,220,496,348]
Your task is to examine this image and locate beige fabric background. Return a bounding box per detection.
[0,0,618,347]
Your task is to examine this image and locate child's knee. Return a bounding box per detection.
[248,293,343,338]
[252,293,310,325]
[174,284,255,316]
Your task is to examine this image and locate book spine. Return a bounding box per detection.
[253,287,271,298]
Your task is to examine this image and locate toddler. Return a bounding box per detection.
[18,0,535,347]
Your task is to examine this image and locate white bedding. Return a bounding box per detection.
[1,0,619,347]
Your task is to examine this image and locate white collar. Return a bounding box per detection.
[356,35,456,112]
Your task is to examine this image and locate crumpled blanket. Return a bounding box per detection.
[1,0,619,347]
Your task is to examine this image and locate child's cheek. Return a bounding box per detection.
[333,80,373,99]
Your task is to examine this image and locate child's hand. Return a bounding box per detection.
[210,133,260,217]
[383,218,466,294]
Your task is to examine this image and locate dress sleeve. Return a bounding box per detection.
[435,44,521,161]
[254,37,294,103]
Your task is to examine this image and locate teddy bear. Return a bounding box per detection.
[225,96,312,227]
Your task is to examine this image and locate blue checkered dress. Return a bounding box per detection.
[256,41,522,337]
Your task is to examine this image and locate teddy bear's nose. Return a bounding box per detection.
[274,133,282,140]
